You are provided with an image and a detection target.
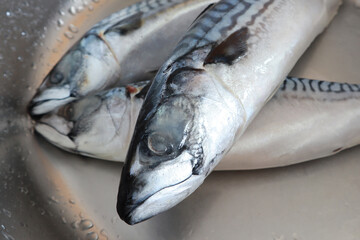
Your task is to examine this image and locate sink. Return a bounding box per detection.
[1,0,360,239]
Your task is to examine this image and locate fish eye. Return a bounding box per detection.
[147,132,173,156]
[58,104,73,120]
[138,96,194,164]
[138,131,181,164]
[50,72,64,84]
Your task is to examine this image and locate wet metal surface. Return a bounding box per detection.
[1,0,360,239]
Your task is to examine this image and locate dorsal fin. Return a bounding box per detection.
[191,3,215,26]
[204,27,249,65]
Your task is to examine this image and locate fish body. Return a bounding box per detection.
[29,0,217,115]
[220,77,360,170]
[118,0,342,224]
[35,78,360,170]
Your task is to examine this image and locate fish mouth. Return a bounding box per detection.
[29,97,75,116]
[34,122,102,159]
[34,122,76,150]
[28,88,76,116]
[117,173,204,225]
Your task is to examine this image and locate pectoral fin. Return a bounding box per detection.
[106,12,143,35]
[204,27,249,65]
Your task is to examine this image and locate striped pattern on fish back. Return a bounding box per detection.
[91,0,187,32]
[170,0,280,62]
[276,77,360,101]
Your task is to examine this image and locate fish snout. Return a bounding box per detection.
[116,173,142,225]
[117,146,200,225]
[28,86,76,116]
[117,168,204,225]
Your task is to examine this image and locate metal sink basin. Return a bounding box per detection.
[1,0,360,239]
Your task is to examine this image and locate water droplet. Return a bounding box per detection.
[80,219,93,230]
[61,216,67,224]
[2,209,11,218]
[71,220,80,229]
[68,24,79,33]
[17,56,23,62]
[82,0,89,6]
[39,208,46,215]
[59,10,66,16]
[88,5,94,11]
[64,32,74,39]
[20,222,27,227]
[69,199,76,204]
[20,186,29,194]
[30,200,36,207]
[49,196,59,203]
[57,19,64,27]
[111,216,117,224]
[69,6,77,15]
[100,229,108,240]
[86,232,99,240]
[5,11,11,17]
[77,6,84,12]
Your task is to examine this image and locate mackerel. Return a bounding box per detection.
[29,0,217,115]
[118,0,342,224]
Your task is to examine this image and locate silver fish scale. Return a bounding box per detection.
[277,77,360,101]
[170,0,267,61]
[91,0,186,33]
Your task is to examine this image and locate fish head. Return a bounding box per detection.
[29,35,119,116]
[117,69,245,224]
[35,86,138,160]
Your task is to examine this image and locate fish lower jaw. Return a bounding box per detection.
[121,175,204,225]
